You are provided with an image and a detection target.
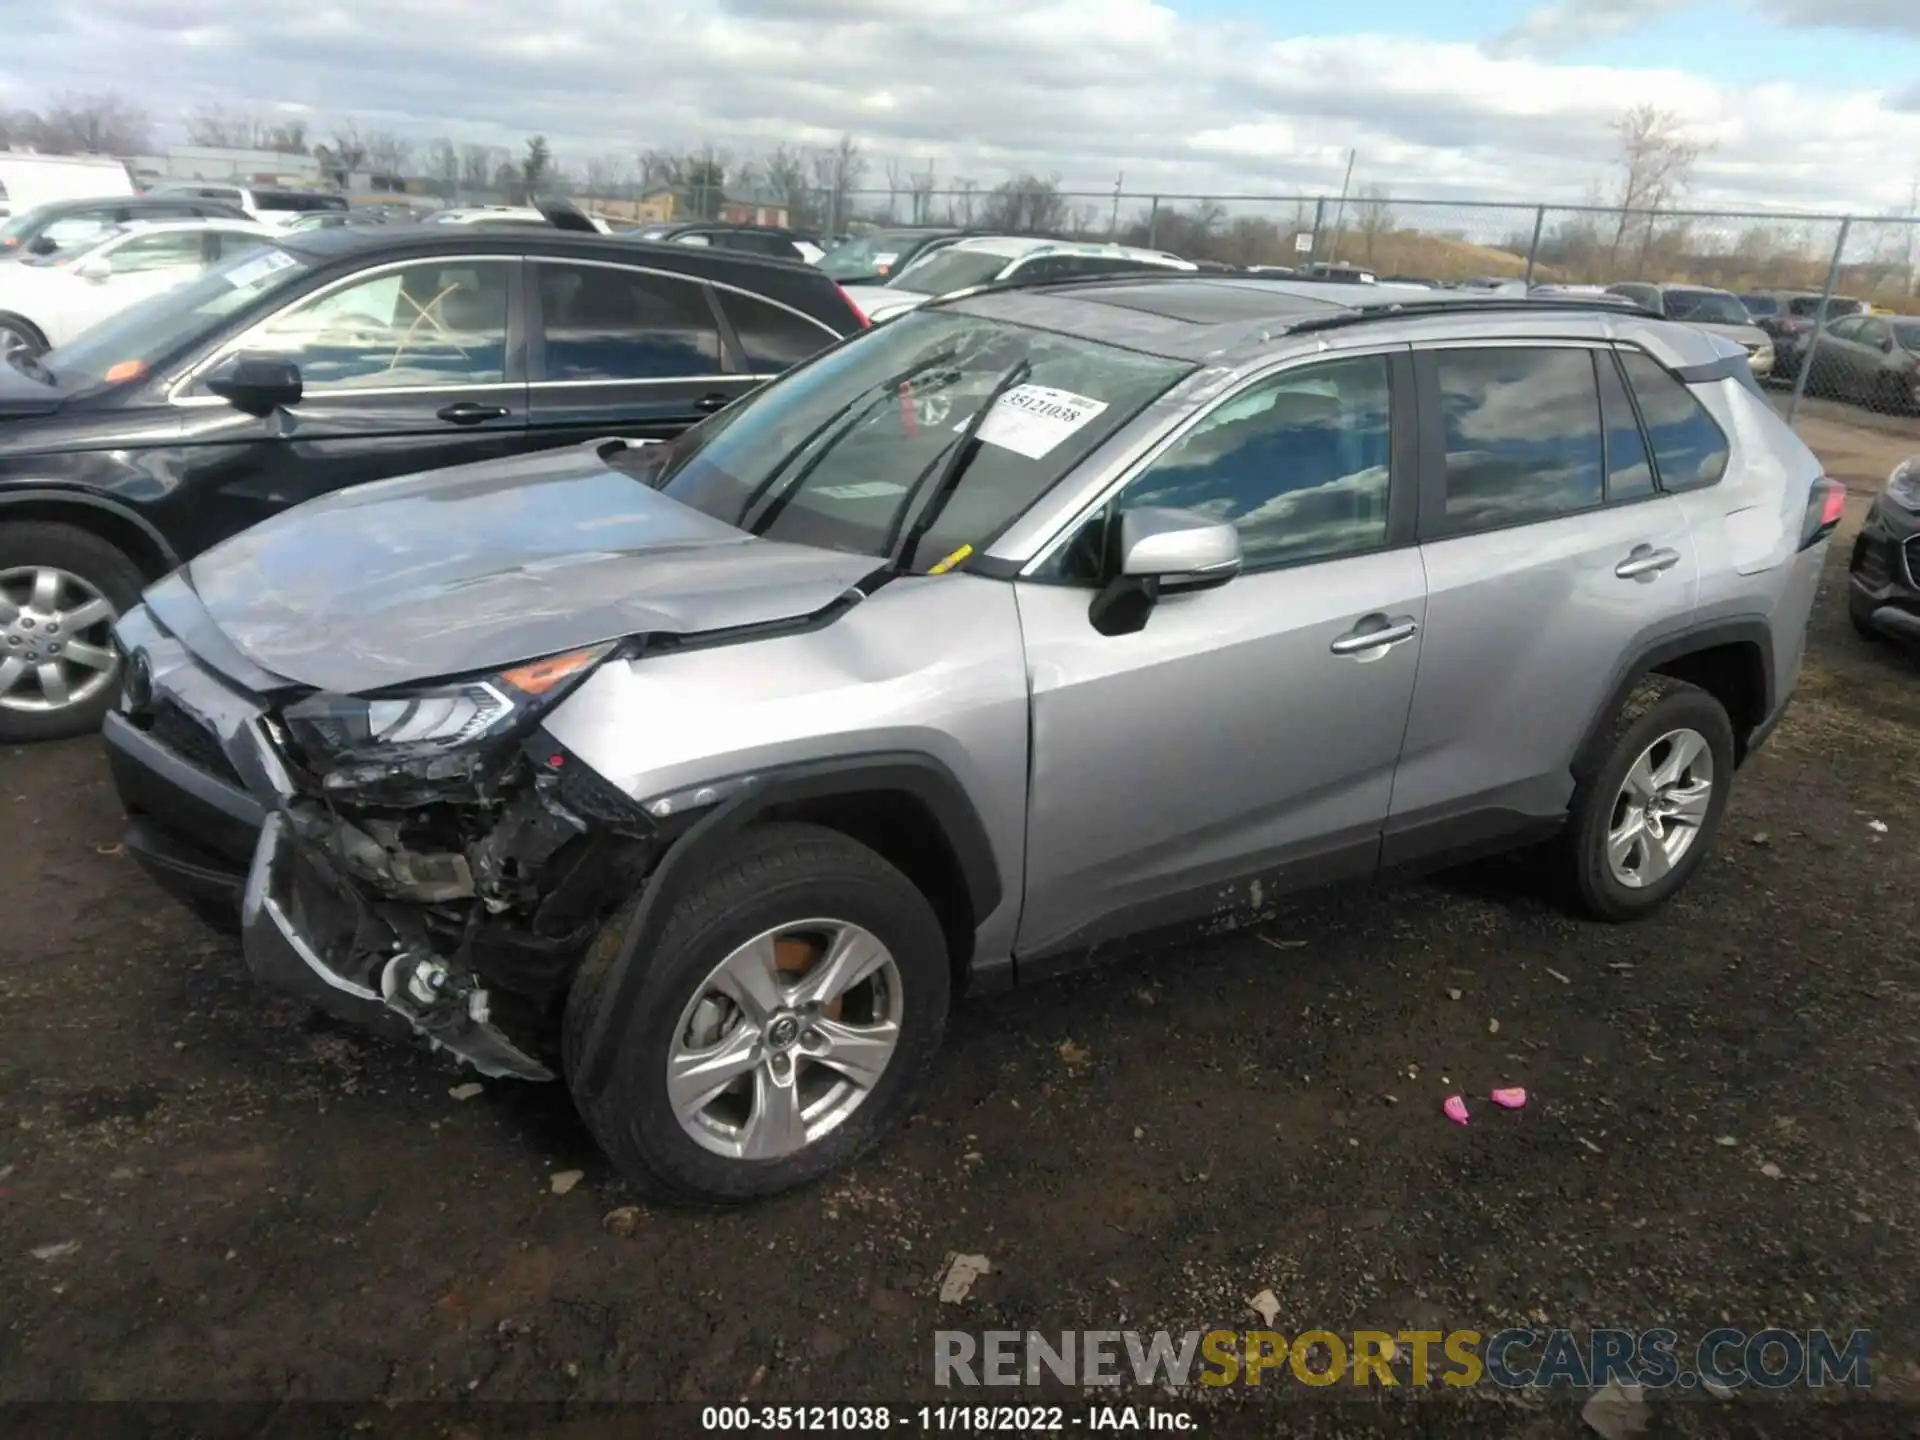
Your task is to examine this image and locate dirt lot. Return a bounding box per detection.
[2,440,1918,1437]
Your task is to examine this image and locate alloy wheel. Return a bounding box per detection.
[666,920,904,1161]
[1605,727,1714,889]
[0,566,121,716]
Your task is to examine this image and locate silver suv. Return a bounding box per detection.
[104,277,1841,1203]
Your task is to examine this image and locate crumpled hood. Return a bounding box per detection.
[169,442,878,694]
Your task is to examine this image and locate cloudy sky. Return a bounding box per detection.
[5,0,1920,214]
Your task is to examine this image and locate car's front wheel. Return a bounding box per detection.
[0,313,48,365]
[0,522,142,743]
[563,823,950,1204]
[1558,675,1735,921]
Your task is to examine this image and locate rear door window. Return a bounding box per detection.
[1429,346,1605,536]
[534,261,723,381]
[1617,350,1730,491]
[711,289,839,374]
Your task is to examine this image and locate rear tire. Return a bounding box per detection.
[1555,676,1735,922]
[0,522,143,743]
[562,822,950,1205]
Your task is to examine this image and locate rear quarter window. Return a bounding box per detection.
[1618,350,1730,491]
[712,289,839,373]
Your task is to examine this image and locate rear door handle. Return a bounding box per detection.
[693,392,734,414]
[1330,615,1420,656]
[437,401,511,425]
[1615,545,1681,580]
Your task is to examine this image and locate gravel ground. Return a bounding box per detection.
[1,483,1916,1439]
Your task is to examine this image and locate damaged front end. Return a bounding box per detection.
[242,644,658,1081]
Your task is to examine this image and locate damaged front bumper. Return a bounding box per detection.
[242,814,554,1079]
[109,604,658,1082]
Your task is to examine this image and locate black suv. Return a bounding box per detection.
[623,222,819,263]
[1,194,252,259]
[0,226,865,740]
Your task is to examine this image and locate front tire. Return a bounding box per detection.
[563,823,950,1205]
[0,522,143,743]
[0,312,48,364]
[1557,676,1735,921]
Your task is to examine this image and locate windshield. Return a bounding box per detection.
[1895,321,1920,353]
[622,309,1192,574]
[1661,290,1752,325]
[821,232,929,282]
[38,245,310,389]
[887,248,1016,295]
[0,208,43,247]
[1738,295,1779,317]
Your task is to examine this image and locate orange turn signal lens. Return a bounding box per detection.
[103,360,149,384]
[499,644,611,696]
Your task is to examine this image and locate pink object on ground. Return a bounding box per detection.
[1490,1087,1527,1109]
[1442,1095,1470,1125]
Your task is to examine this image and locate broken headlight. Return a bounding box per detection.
[281,643,614,789]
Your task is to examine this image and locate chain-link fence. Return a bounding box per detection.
[562,169,1920,437]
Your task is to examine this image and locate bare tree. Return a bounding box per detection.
[28,90,151,154]
[948,177,978,226]
[460,143,495,195]
[982,174,1069,234]
[1608,105,1703,268]
[883,158,909,222]
[327,120,368,174]
[184,103,265,149]
[809,134,867,236]
[520,135,553,201]
[264,119,308,154]
[909,160,937,225]
[425,138,460,198]
[638,147,683,195]
[760,143,815,228]
[1352,184,1396,265]
[582,154,627,204]
[362,131,413,184]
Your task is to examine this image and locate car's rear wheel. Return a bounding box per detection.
[1557,676,1735,921]
[0,313,48,364]
[563,822,949,1205]
[0,523,142,743]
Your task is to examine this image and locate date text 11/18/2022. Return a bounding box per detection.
[699,1404,1197,1431]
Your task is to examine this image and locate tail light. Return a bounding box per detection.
[837,285,869,329]
[1799,475,1845,550]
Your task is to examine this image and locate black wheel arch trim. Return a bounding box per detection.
[0,488,182,571]
[570,749,1002,1098]
[1570,616,1774,782]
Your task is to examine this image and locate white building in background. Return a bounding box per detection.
[127,145,326,189]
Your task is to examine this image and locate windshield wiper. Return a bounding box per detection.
[886,359,1032,573]
[740,347,962,534]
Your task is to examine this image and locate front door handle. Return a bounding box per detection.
[437,401,511,425]
[1330,615,1420,656]
[1615,545,1681,580]
[693,391,734,414]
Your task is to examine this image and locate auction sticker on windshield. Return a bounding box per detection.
[973,385,1110,460]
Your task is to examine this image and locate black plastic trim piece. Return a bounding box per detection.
[1570,616,1775,780]
[572,751,1004,1097]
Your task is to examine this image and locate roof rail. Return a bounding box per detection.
[921,266,1206,308]
[1284,294,1663,332]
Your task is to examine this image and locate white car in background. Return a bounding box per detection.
[146,183,349,231]
[845,237,1198,323]
[0,219,273,361]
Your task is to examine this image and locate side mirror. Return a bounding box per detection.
[27,236,59,257]
[1089,507,1242,637]
[206,356,303,416]
[76,255,112,282]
